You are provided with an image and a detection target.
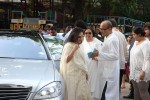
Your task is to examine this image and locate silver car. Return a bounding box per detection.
[43,35,63,71]
[0,31,64,100]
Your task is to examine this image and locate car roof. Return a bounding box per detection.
[0,30,40,37]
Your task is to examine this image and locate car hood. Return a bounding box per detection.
[0,58,55,92]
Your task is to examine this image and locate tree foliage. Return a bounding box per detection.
[27,0,150,22]
[65,0,150,22]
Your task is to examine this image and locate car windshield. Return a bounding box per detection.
[0,34,48,60]
[43,35,63,61]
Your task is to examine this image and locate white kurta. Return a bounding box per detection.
[81,37,103,99]
[130,39,150,82]
[97,33,120,100]
[112,29,128,69]
[60,42,92,100]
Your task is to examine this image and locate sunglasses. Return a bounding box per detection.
[85,32,92,35]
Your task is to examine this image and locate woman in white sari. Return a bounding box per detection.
[81,28,103,100]
[60,27,91,100]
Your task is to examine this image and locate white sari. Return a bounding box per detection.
[81,37,103,99]
[60,42,92,100]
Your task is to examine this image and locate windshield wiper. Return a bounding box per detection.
[0,57,16,59]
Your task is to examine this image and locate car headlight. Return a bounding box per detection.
[34,81,62,99]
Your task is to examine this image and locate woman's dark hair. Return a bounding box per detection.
[75,20,87,29]
[86,27,96,37]
[67,27,84,43]
[132,27,145,36]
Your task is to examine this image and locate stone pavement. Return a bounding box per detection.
[120,82,133,100]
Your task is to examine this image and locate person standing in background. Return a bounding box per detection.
[81,28,103,100]
[125,35,133,78]
[144,24,150,94]
[130,27,150,100]
[123,35,135,99]
[49,26,57,36]
[43,24,51,35]
[63,20,87,45]
[144,24,150,40]
[63,24,73,37]
[38,27,44,35]
[108,19,128,91]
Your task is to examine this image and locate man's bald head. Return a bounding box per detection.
[100,20,113,28]
[99,20,113,37]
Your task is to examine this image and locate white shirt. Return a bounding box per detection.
[97,33,120,100]
[112,29,128,69]
[130,39,150,82]
[63,29,72,44]
[98,33,119,78]
[55,33,64,40]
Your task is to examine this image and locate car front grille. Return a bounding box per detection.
[0,84,32,100]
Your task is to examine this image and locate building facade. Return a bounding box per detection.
[0,0,63,29]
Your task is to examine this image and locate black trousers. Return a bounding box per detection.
[130,81,134,95]
[101,82,107,100]
[149,82,150,94]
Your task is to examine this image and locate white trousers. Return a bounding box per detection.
[105,63,120,100]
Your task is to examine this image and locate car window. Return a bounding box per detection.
[0,34,48,60]
[44,35,63,61]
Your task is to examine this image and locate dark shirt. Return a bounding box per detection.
[128,38,135,65]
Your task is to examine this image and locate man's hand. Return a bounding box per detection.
[139,70,145,80]
[93,57,98,61]
[91,50,99,59]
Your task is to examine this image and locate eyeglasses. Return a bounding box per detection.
[85,32,92,35]
[99,27,110,31]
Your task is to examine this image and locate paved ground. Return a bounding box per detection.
[120,82,133,100]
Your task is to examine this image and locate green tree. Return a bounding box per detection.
[106,0,150,22]
[71,0,86,21]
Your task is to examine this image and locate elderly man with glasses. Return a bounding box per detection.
[92,20,120,100]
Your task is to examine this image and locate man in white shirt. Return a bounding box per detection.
[92,20,120,100]
[63,20,87,45]
[144,24,150,94]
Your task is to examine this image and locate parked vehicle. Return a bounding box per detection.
[0,30,64,100]
[43,35,63,71]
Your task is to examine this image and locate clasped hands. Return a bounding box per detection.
[91,50,99,61]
